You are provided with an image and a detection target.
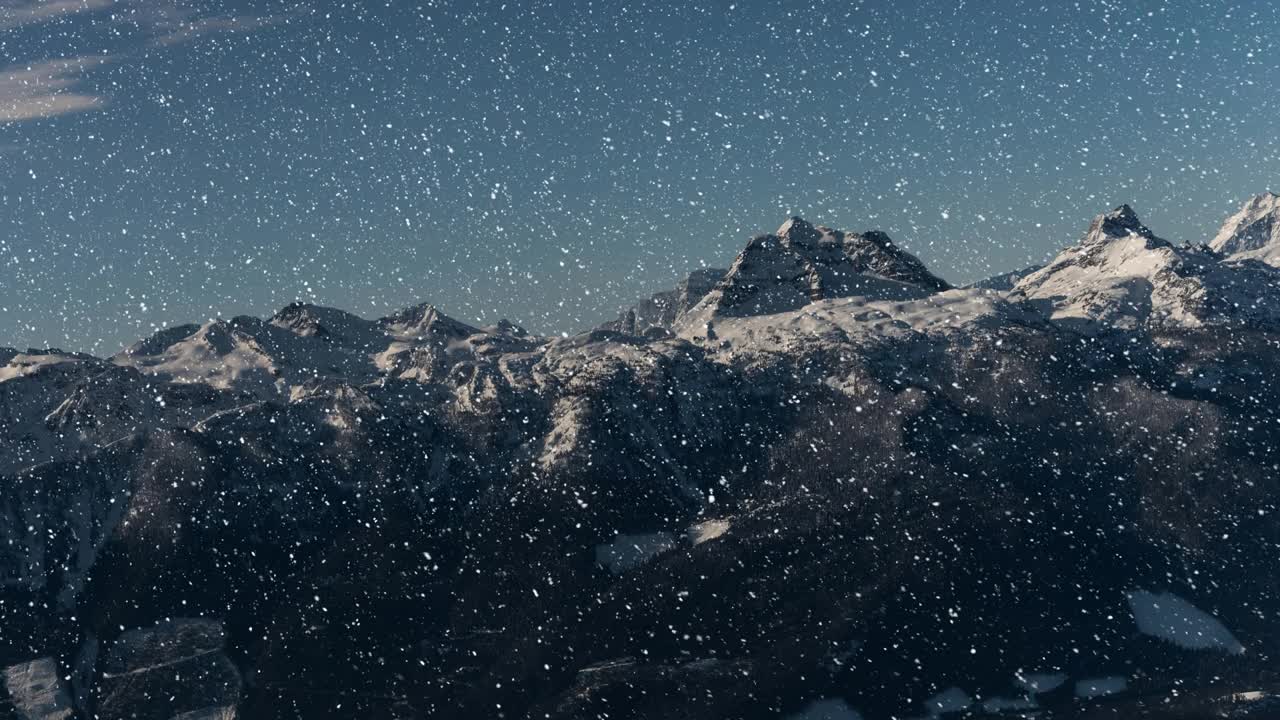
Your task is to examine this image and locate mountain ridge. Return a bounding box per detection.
[4,196,1280,720]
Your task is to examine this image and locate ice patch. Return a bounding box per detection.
[1127,590,1245,654]
[1075,676,1127,699]
[594,532,677,573]
[784,698,863,720]
[924,686,971,715]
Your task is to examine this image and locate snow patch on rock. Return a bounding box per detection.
[688,519,731,545]
[1127,590,1245,654]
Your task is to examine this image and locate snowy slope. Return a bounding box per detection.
[1012,204,1280,332]
[1209,191,1280,264]
[963,265,1043,291]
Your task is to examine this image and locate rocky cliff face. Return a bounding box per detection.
[3,203,1280,719]
[678,217,949,331]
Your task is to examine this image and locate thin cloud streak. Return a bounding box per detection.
[0,2,301,121]
[0,55,114,123]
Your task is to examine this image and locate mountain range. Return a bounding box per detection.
[3,193,1280,720]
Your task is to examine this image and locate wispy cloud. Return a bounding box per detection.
[0,55,114,122]
[0,0,114,32]
[0,1,300,122]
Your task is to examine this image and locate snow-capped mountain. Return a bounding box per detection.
[1012,204,1280,332]
[4,200,1280,720]
[1210,191,1280,263]
[269,302,387,347]
[678,217,950,332]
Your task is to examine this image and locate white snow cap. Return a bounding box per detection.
[1209,191,1280,259]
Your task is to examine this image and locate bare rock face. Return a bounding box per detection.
[96,619,241,720]
[2,658,73,720]
[679,216,949,327]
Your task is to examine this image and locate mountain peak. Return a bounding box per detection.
[379,302,479,339]
[1210,193,1280,260]
[270,303,385,347]
[1086,203,1156,243]
[1011,201,1280,332]
[776,216,821,247]
[843,230,951,292]
[677,217,947,325]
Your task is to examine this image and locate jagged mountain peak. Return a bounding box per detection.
[379,302,480,339]
[1209,192,1280,261]
[487,319,529,336]
[678,217,949,325]
[1083,203,1162,246]
[1012,203,1280,331]
[843,230,952,292]
[776,215,822,247]
[269,302,385,348]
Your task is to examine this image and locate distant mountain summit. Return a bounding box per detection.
[378,302,481,340]
[964,265,1042,292]
[270,302,385,347]
[1210,191,1280,263]
[1012,203,1280,332]
[679,216,950,330]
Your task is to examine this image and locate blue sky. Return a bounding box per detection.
[1,0,1277,353]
